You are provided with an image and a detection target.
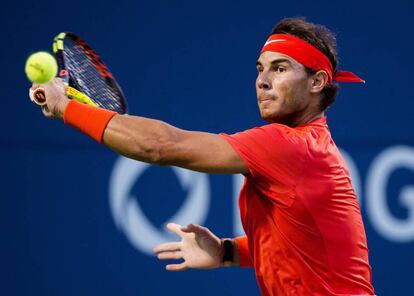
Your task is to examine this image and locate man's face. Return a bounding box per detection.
[255,51,314,123]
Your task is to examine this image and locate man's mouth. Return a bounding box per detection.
[259,96,275,103]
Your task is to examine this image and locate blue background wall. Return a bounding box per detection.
[2,0,414,295]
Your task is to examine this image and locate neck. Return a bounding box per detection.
[269,109,325,127]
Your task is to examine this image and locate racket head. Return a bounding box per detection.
[53,32,128,114]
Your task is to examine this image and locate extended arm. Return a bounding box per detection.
[33,78,249,174]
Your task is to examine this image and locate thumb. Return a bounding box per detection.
[166,222,185,237]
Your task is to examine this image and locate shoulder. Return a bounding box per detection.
[220,123,310,175]
[221,123,311,158]
[256,123,310,151]
[227,122,307,143]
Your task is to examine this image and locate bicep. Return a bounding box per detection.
[160,129,249,174]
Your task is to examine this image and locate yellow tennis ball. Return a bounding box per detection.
[25,51,58,84]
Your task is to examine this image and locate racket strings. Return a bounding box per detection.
[64,40,126,113]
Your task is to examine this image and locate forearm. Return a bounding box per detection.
[102,114,179,164]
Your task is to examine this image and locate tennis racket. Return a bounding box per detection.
[30,32,127,114]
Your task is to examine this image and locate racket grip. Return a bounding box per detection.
[29,88,47,106]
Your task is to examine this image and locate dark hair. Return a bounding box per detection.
[271,17,339,111]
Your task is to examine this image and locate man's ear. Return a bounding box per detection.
[310,70,329,94]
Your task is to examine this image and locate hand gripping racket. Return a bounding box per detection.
[30,32,128,114]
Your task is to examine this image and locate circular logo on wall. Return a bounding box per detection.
[109,156,210,255]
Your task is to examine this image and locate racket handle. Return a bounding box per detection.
[29,88,47,106]
[29,86,98,107]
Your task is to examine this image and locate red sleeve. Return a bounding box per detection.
[235,236,252,267]
[220,124,306,200]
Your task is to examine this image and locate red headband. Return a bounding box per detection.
[261,34,364,83]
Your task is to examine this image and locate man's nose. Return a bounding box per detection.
[257,74,271,90]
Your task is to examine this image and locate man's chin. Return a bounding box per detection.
[260,113,280,123]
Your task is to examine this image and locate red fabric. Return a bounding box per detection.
[220,117,374,296]
[235,236,252,267]
[63,100,117,143]
[261,34,365,83]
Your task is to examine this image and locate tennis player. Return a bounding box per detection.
[31,18,375,295]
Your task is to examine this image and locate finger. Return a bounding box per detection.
[166,262,187,272]
[42,105,53,118]
[157,251,183,260]
[166,223,185,237]
[181,224,211,238]
[181,223,205,233]
[153,242,181,254]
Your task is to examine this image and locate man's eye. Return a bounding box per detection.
[257,67,263,73]
[275,66,286,73]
